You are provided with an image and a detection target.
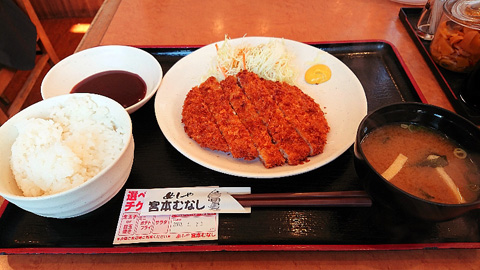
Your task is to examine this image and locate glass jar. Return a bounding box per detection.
[430,0,480,73]
[417,0,447,40]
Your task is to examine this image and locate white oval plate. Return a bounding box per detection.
[154,37,367,178]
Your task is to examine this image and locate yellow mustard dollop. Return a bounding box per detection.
[305,64,331,85]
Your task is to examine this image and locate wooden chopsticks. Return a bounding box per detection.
[232,191,372,208]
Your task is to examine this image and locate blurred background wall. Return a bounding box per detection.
[30,0,103,18]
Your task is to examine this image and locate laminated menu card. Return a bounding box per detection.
[114,187,250,244]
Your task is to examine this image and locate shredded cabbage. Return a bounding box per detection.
[208,36,297,84]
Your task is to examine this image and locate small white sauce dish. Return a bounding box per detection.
[41,45,163,114]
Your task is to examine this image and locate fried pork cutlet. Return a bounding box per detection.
[264,80,330,156]
[221,76,286,168]
[236,70,311,165]
[199,77,258,160]
[181,70,330,168]
[181,86,229,152]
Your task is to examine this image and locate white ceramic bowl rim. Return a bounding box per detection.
[40,45,163,114]
[0,93,133,201]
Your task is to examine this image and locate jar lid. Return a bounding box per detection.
[445,0,480,30]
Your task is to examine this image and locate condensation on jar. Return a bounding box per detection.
[430,0,480,73]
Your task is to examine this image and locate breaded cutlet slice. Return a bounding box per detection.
[199,76,258,160]
[236,71,310,165]
[265,80,330,156]
[182,86,229,152]
[221,76,285,168]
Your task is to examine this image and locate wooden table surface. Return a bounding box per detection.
[2,0,480,269]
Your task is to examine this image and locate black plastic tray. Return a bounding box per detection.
[2,41,478,255]
[399,7,480,124]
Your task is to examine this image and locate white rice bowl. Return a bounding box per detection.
[10,96,126,197]
[0,93,134,218]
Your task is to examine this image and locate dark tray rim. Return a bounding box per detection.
[138,38,426,103]
[2,242,480,255]
[399,7,480,124]
[398,9,457,99]
[0,40,446,255]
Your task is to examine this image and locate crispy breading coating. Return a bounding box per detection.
[181,86,229,152]
[236,71,311,165]
[265,80,330,156]
[181,71,329,168]
[199,77,258,160]
[221,76,285,168]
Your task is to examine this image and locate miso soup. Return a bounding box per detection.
[361,123,480,204]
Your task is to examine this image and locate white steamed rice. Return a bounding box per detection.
[10,96,126,197]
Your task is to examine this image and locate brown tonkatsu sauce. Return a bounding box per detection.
[71,70,146,108]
